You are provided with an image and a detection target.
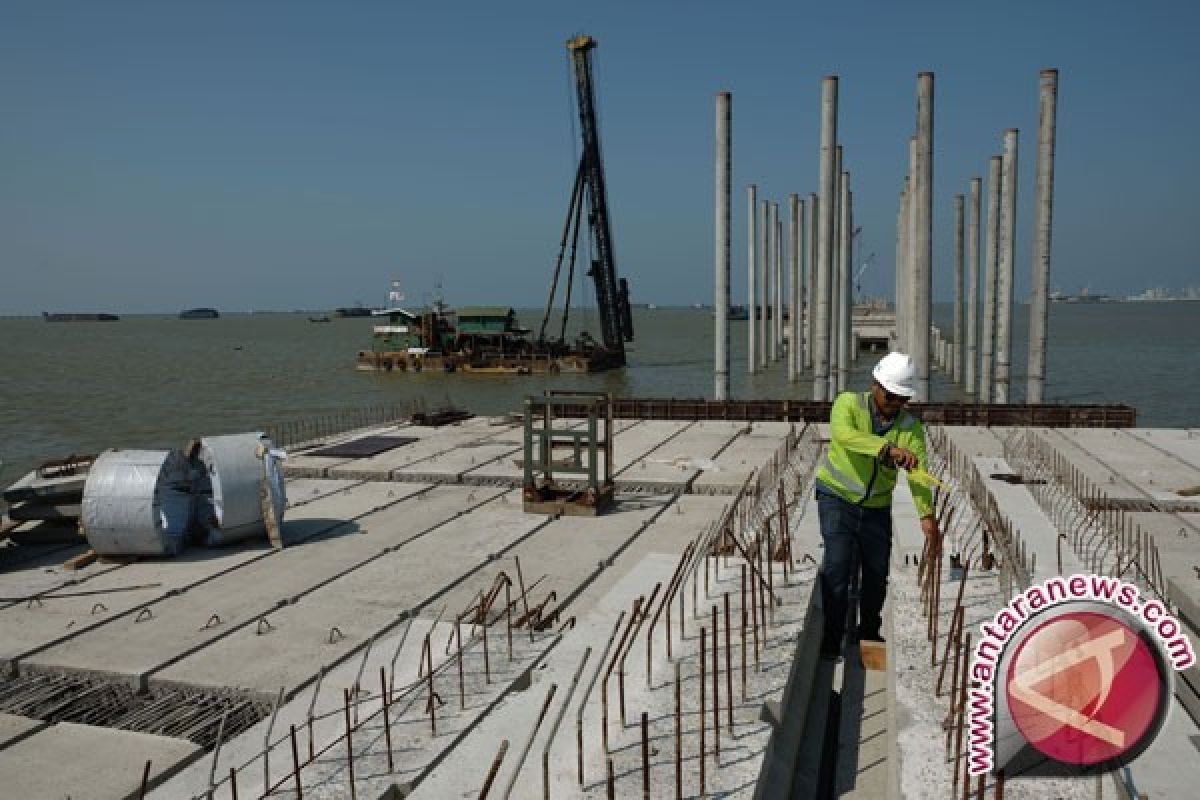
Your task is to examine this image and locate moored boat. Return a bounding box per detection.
[42,312,119,322]
[179,307,219,319]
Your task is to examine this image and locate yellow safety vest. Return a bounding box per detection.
[815,391,934,518]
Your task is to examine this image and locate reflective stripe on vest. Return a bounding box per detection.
[820,452,867,495]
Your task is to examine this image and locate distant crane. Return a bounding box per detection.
[538,34,634,368]
[855,252,876,300]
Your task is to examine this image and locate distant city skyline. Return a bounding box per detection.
[1,1,1197,314]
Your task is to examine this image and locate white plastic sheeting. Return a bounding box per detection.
[191,432,287,546]
[81,449,193,556]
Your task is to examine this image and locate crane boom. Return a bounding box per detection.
[566,34,632,361]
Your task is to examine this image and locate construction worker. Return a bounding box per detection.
[814,352,939,659]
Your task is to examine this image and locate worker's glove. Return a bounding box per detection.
[882,444,919,471]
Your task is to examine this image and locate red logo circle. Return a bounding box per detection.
[1005,611,1164,767]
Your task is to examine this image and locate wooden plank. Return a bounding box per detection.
[63,549,98,571]
[860,640,887,672]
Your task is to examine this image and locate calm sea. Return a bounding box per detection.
[1,302,1196,491]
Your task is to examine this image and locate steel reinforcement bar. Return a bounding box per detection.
[545,398,1135,427]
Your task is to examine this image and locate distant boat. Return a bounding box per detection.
[720,305,749,320]
[308,315,331,323]
[335,306,374,318]
[179,307,219,320]
[42,312,119,322]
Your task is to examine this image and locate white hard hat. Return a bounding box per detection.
[872,352,916,397]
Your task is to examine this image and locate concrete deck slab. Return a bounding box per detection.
[430,493,674,621]
[284,477,366,508]
[281,422,418,477]
[692,423,791,494]
[0,480,425,668]
[0,721,201,800]
[1124,428,1200,475]
[155,490,548,695]
[0,711,45,750]
[614,422,742,491]
[392,442,522,483]
[22,485,490,684]
[1043,428,1199,502]
[974,456,1085,580]
[939,425,1006,459]
[324,420,521,481]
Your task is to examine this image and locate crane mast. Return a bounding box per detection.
[563,34,633,363]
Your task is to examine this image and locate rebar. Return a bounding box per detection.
[479,740,509,800]
[577,612,627,784]
[541,648,591,800]
[501,683,558,800]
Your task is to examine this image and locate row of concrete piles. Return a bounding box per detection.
[713,84,858,403]
[897,69,1061,403]
[714,69,1060,403]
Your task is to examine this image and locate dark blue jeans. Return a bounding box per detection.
[816,488,893,650]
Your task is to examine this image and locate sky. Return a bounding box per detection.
[1,0,1197,314]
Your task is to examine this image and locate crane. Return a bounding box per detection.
[855,252,876,300]
[538,34,633,367]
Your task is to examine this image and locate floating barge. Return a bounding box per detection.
[355,305,625,374]
[41,312,119,322]
[178,308,219,320]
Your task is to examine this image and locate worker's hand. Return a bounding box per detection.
[921,516,942,559]
[885,445,919,471]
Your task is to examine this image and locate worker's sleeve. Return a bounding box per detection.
[909,424,935,519]
[829,393,888,457]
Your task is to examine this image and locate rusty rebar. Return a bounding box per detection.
[380,667,393,772]
[424,634,437,736]
[765,529,775,626]
[505,580,514,660]
[741,565,749,696]
[749,557,761,669]
[619,583,662,725]
[343,688,357,800]
[700,626,707,795]
[606,758,615,799]
[648,543,697,680]
[577,612,627,785]
[938,606,964,698]
[290,724,304,798]
[955,634,972,797]
[478,739,509,800]
[674,661,682,800]
[711,604,721,758]
[542,648,591,800]
[641,710,651,799]
[456,616,466,709]
[515,555,535,642]
[228,766,238,800]
[723,592,733,730]
[501,683,558,800]
[602,597,645,753]
[138,760,152,799]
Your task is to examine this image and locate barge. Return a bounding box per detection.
[355,304,624,373]
[41,312,119,322]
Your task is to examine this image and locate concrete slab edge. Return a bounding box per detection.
[752,580,823,799]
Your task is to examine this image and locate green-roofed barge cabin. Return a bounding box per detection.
[355,302,622,374]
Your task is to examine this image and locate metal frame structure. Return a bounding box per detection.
[522,391,615,516]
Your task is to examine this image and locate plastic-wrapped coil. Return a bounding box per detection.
[190,432,287,546]
[81,449,193,556]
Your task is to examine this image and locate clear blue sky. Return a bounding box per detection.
[1,0,1197,313]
